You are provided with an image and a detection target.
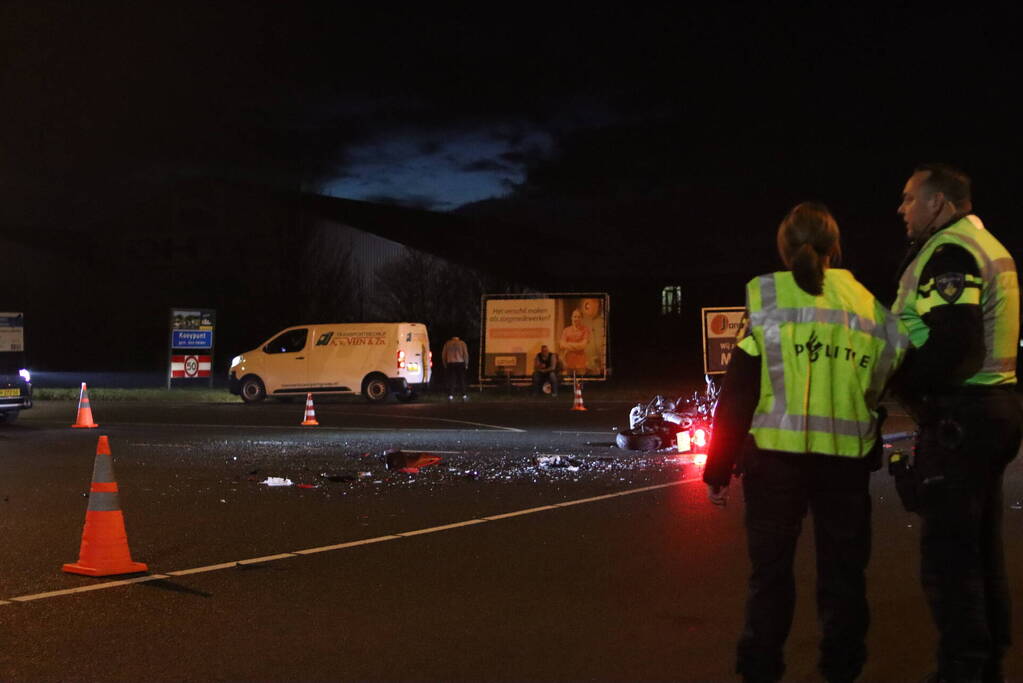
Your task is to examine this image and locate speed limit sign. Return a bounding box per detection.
[184,355,199,377]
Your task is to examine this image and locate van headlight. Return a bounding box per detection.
[230,355,242,368]
[19,368,30,383]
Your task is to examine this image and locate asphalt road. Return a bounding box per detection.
[1,396,1021,681]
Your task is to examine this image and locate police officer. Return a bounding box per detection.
[891,163,1021,683]
[704,202,908,683]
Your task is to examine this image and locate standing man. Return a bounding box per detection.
[531,344,559,396]
[442,335,469,401]
[892,163,1021,683]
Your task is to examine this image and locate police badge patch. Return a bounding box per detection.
[934,272,966,304]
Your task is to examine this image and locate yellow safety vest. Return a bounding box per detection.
[892,215,1019,386]
[740,269,908,457]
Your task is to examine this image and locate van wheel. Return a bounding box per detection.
[362,375,390,403]
[240,376,266,403]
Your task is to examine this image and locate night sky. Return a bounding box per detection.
[4,3,1022,296]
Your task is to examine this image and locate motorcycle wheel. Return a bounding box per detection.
[635,434,662,451]
[616,432,662,451]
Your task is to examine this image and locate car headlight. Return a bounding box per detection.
[19,368,30,383]
[230,355,242,368]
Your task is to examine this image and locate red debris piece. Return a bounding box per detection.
[384,451,443,473]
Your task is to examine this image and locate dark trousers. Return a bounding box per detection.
[445,362,466,396]
[915,391,1021,682]
[738,451,871,683]
[532,370,558,394]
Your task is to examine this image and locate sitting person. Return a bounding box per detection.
[531,345,559,396]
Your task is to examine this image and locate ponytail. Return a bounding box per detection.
[790,242,825,295]
[776,202,841,296]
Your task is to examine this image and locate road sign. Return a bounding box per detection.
[701,307,746,375]
[168,308,216,388]
[171,354,211,378]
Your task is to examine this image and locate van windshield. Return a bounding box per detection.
[265,329,308,354]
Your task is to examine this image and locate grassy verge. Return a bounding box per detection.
[33,387,238,402]
[33,379,709,404]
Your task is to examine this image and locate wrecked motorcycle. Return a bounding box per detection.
[615,382,719,453]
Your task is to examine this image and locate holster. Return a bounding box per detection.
[890,451,921,512]
[889,394,966,513]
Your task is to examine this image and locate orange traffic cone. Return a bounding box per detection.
[63,436,148,577]
[571,377,587,411]
[71,382,99,428]
[300,393,319,426]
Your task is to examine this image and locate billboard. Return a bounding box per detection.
[481,294,608,381]
[701,306,747,374]
[0,313,25,352]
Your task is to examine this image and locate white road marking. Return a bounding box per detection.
[482,505,557,520]
[1,476,703,605]
[293,535,400,556]
[235,553,297,565]
[38,421,517,433]
[168,562,240,576]
[360,412,525,433]
[10,574,172,602]
[395,519,487,537]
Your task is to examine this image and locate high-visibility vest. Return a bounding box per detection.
[892,215,1019,386]
[740,269,908,457]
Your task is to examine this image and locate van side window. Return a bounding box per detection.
[264,329,308,354]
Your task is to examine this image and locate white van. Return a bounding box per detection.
[229,322,431,403]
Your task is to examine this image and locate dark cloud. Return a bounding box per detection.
[3,2,1021,233]
[460,159,512,173]
[418,140,443,156]
[361,193,444,212]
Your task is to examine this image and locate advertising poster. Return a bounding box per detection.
[701,306,747,374]
[481,294,608,381]
[0,313,25,352]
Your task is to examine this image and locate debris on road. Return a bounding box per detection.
[535,455,582,470]
[383,450,443,474]
[260,477,293,487]
[320,472,357,483]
